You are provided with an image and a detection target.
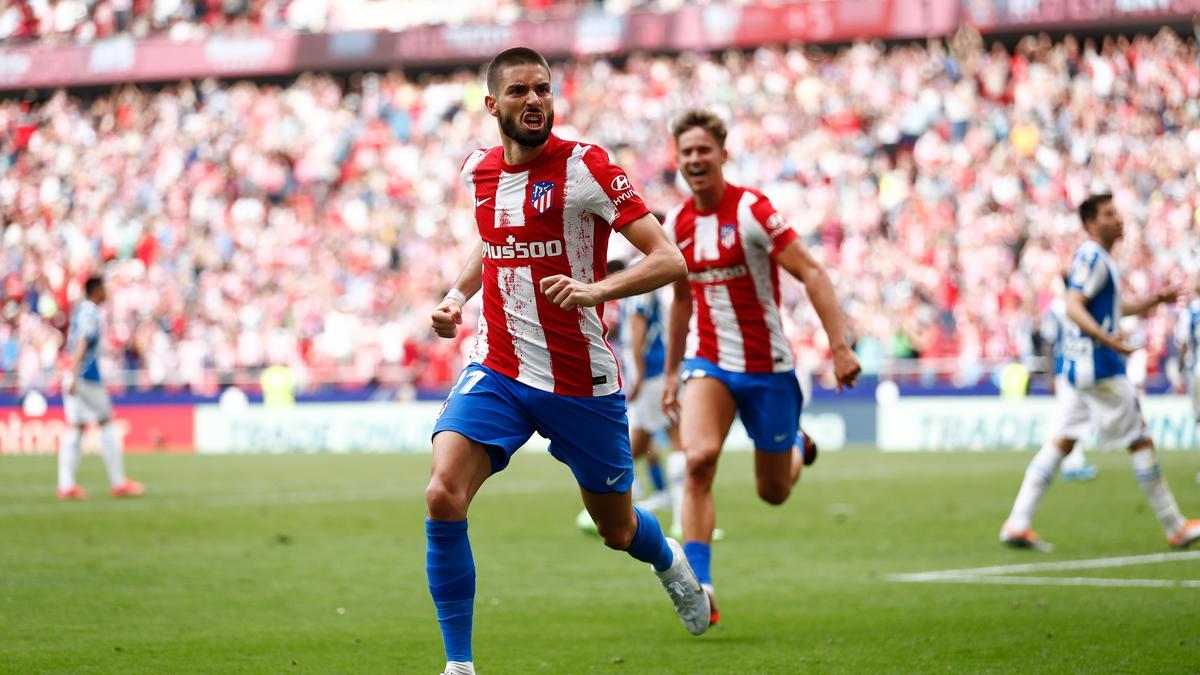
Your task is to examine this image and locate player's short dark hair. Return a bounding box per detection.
[671,109,728,147]
[486,47,551,95]
[84,276,104,297]
[1078,193,1113,227]
[606,259,626,275]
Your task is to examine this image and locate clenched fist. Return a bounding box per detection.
[431,297,464,339]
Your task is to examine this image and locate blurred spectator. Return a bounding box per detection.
[3,29,1200,395]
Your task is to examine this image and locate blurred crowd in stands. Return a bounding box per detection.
[0,0,690,45]
[3,27,1200,395]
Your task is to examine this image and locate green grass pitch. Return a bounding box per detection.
[2,450,1199,673]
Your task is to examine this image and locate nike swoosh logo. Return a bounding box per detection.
[606,471,627,486]
[774,433,789,442]
[475,197,492,207]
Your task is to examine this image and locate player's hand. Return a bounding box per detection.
[66,378,77,396]
[430,298,463,339]
[1174,380,1187,394]
[832,344,861,393]
[662,372,681,424]
[625,375,642,402]
[539,275,602,310]
[1156,284,1183,306]
[1105,337,1137,356]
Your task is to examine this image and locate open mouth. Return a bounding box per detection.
[522,111,545,130]
[685,166,709,179]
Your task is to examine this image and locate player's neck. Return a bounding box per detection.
[501,136,549,167]
[1088,233,1115,253]
[691,181,726,213]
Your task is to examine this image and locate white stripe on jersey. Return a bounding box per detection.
[704,284,747,371]
[498,265,554,388]
[495,171,529,229]
[461,149,489,191]
[737,193,794,371]
[469,307,489,364]
[564,143,621,394]
[693,214,720,263]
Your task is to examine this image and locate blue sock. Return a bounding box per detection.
[626,506,674,571]
[648,461,665,492]
[426,518,474,663]
[684,541,712,586]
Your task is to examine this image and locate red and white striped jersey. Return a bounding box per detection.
[665,183,798,373]
[460,134,651,397]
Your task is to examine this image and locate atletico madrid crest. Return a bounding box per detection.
[720,223,737,249]
[530,181,556,214]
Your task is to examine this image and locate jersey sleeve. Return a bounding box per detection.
[1066,250,1107,300]
[459,149,489,190]
[579,146,651,230]
[744,193,798,256]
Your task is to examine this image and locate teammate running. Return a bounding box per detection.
[1000,194,1200,550]
[424,48,708,675]
[661,110,861,624]
[58,275,145,501]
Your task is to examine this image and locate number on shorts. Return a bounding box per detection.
[454,370,487,395]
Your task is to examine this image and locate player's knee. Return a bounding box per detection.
[596,520,636,550]
[424,479,468,520]
[756,480,790,506]
[684,448,719,486]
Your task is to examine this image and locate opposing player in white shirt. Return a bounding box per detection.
[1173,293,1200,423]
[58,276,145,501]
[1000,194,1199,550]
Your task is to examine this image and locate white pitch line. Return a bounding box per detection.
[887,551,1200,589]
[892,551,1200,580]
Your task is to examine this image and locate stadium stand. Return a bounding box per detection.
[2,25,1199,395]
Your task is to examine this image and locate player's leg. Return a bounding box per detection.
[531,388,709,635]
[57,422,86,501]
[1001,377,1087,548]
[426,364,536,673]
[1091,376,1198,547]
[736,371,805,505]
[1059,435,1096,481]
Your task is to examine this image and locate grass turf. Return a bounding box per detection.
[1,449,1198,673]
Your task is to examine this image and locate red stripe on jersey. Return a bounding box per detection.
[472,154,520,377]
[726,273,773,371]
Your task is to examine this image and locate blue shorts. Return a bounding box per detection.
[432,363,634,494]
[681,357,802,452]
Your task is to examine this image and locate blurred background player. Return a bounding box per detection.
[1039,288,1098,481]
[1000,194,1199,550]
[1172,283,1200,427]
[58,276,145,501]
[661,110,861,624]
[424,48,707,675]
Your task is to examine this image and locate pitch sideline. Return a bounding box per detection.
[888,551,1200,588]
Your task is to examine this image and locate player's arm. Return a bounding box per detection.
[626,310,649,400]
[774,239,861,392]
[1122,285,1181,316]
[541,214,686,310]
[1064,289,1134,355]
[431,239,485,339]
[65,334,87,396]
[662,277,692,421]
[1171,313,1190,393]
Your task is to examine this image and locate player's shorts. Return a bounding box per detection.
[681,357,802,452]
[432,363,633,494]
[64,379,113,426]
[627,374,670,433]
[1050,374,1148,450]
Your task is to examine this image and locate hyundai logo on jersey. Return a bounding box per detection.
[531,181,556,214]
